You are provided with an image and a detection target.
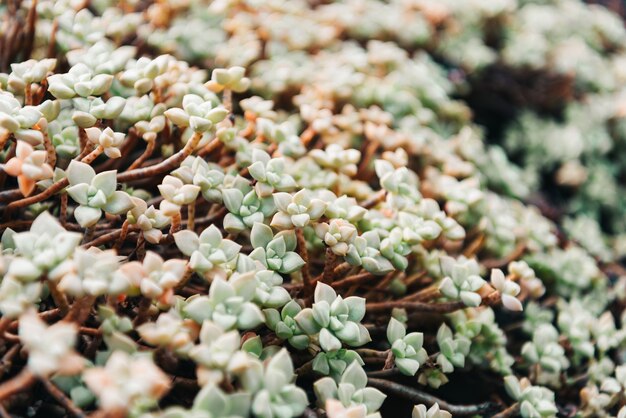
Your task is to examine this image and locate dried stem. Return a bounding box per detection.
[127,138,156,171]
[117,131,202,183]
[0,368,36,402]
[295,228,313,298]
[187,200,196,231]
[41,377,86,418]
[113,220,130,251]
[492,403,520,418]
[365,300,465,313]
[48,280,70,316]
[321,248,338,284]
[367,378,495,416]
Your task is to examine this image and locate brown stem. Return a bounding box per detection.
[331,272,374,288]
[321,248,338,284]
[223,88,233,113]
[492,403,520,418]
[48,280,70,316]
[81,145,104,165]
[41,377,86,418]
[295,228,313,298]
[40,124,56,167]
[65,295,96,325]
[365,300,465,313]
[135,232,146,261]
[127,139,156,171]
[175,265,195,292]
[187,200,195,231]
[367,378,495,416]
[0,368,36,401]
[60,192,68,226]
[117,131,202,183]
[82,229,123,248]
[133,297,153,326]
[113,220,129,251]
[401,286,441,302]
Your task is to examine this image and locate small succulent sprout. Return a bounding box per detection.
[3,141,54,196]
[387,318,428,376]
[374,159,421,208]
[249,222,305,274]
[315,219,358,256]
[51,125,80,158]
[8,58,57,92]
[417,199,466,241]
[295,282,370,351]
[222,177,276,234]
[6,211,82,281]
[379,227,411,271]
[310,144,361,176]
[71,96,126,128]
[206,66,251,93]
[65,160,135,228]
[188,320,240,385]
[127,197,170,244]
[19,310,83,377]
[504,376,558,418]
[314,361,386,417]
[54,248,123,297]
[138,311,199,356]
[174,225,241,275]
[397,211,442,244]
[264,300,310,350]
[436,323,471,373]
[0,92,44,144]
[490,268,523,311]
[343,231,393,275]
[0,277,42,318]
[249,349,308,418]
[66,40,136,74]
[158,175,201,216]
[37,99,61,122]
[438,256,486,307]
[325,399,370,418]
[237,255,291,308]
[164,94,228,132]
[98,305,137,354]
[325,195,367,223]
[521,324,569,374]
[312,349,364,379]
[601,364,626,394]
[84,126,125,158]
[172,156,225,203]
[509,260,545,298]
[240,96,277,119]
[271,189,327,229]
[412,403,451,418]
[47,63,113,99]
[256,118,306,157]
[119,54,172,94]
[248,148,298,197]
[83,351,170,415]
[115,251,186,303]
[184,272,264,330]
[162,384,251,418]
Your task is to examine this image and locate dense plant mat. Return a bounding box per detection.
[1,0,626,417]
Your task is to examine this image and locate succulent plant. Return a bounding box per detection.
[19,310,83,377]
[504,376,558,418]
[295,282,370,351]
[65,161,134,228]
[249,222,305,275]
[314,361,386,417]
[183,273,264,330]
[164,94,228,133]
[387,318,428,376]
[271,189,327,230]
[438,256,486,307]
[174,225,240,275]
[158,175,201,216]
[222,176,276,234]
[264,300,310,350]
[47,63,113,99]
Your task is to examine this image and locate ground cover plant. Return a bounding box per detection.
[1,0,626,417]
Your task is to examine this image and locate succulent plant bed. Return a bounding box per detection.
[1,0,626,417]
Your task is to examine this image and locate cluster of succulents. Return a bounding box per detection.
[0,0,626,417]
